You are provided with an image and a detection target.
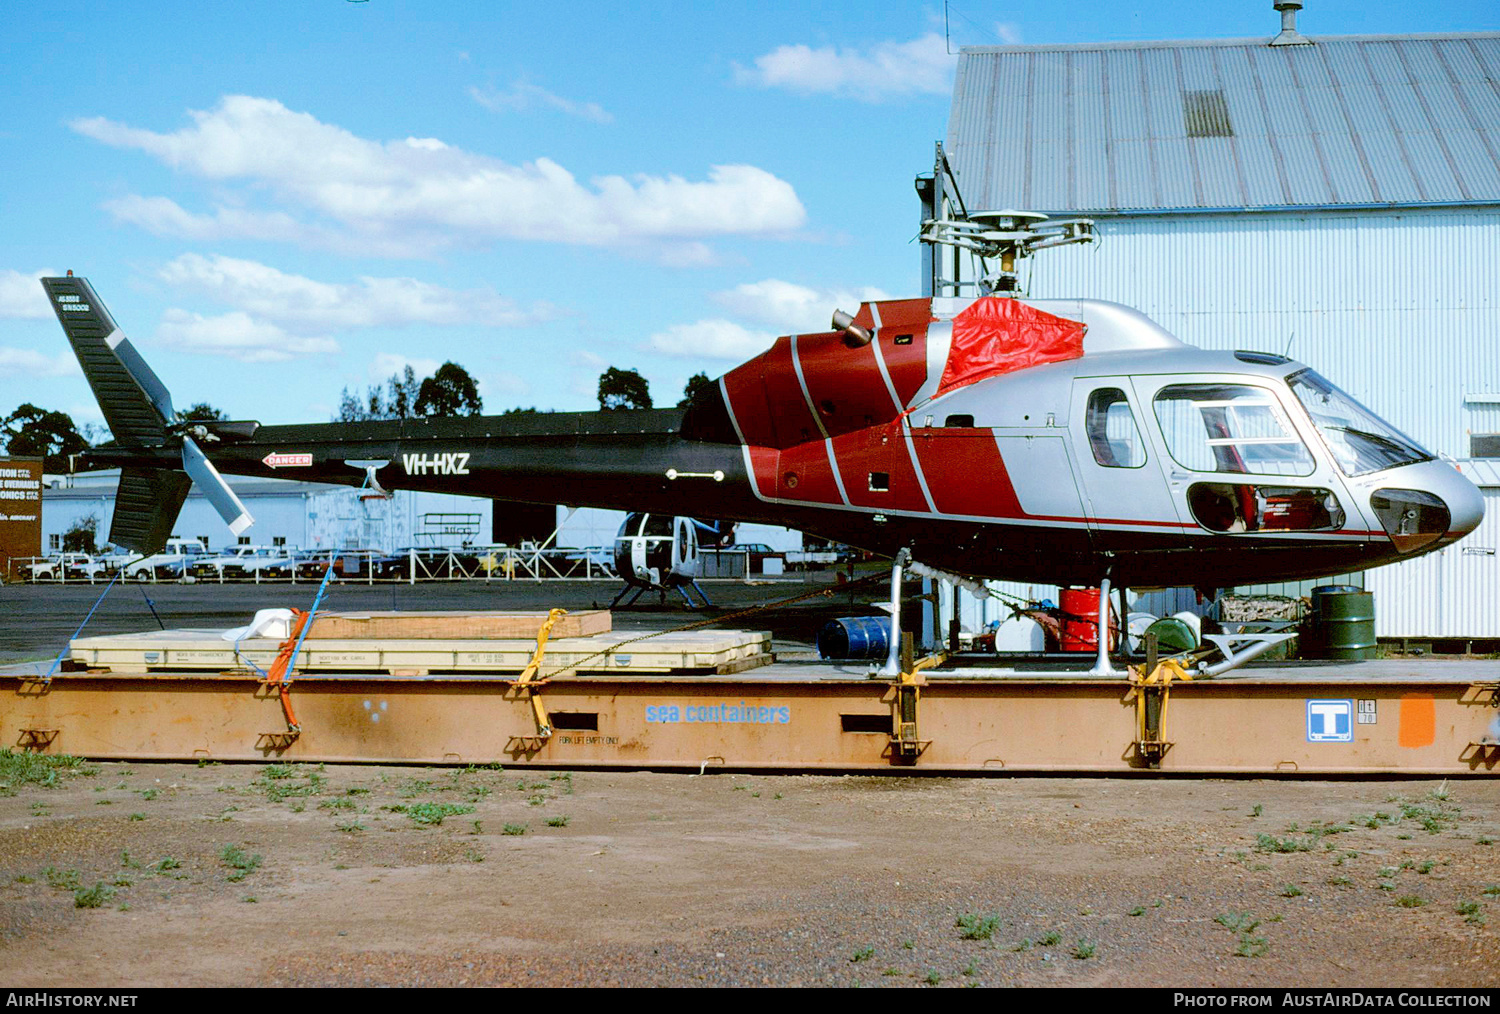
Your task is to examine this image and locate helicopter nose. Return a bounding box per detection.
[1369,462,1484,553]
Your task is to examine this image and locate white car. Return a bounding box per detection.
[122,538,209,581]
[26,552,94,582]
[221,546,296,580]
[190,545,274,580]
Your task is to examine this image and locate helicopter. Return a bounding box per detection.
[40,214,1483,615]
[610,512,712,609]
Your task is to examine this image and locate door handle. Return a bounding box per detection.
[1169,471,1191,481]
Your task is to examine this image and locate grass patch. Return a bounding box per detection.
[1255,833,1315,854]
[0,750,96,792]
[1456,900,1485,926]
[253,763,325,803]
[334,820,366,833]
[850,947,874,963]
[1072,939,1096,960]
[219,844,262,882]
[1037,931,1061,947]
[73,883,114,909]
[1128,906,1146,917]
[1281,884,1304,897]
[153,857,181,873]
[318,798,357,811]
[923,970,940,986]
[545,815,570,828]
[384,802,475,827]
[44,867,81,891]
[501,823,527,836]
[955,912,1000,940]
[1393,895,1427,908]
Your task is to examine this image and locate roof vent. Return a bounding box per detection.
[1270,1,1312,46]
[1184,90,1234,137]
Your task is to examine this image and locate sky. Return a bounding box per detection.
[3,1,1497,429]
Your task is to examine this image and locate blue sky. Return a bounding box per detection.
[3,1,1496,428]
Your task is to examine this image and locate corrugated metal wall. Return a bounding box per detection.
[1028,206,1500,458]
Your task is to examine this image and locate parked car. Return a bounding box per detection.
[732,543,787,573]
[294,548,380,580]
[371,546,480,580]
[190,545,272,580]
[26,553,95,581]
[221,546,296,580]
[122,538,208,581]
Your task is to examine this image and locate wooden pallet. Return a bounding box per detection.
[304,610,611,640]
[70,628,773,677]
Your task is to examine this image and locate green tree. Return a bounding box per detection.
[677,372,714,408]
[598,367,652,411]
[336,366,423,422]
[176,403,226,422]
[2,403,87,473]
[416,362,484,417]
[62,515,99,554]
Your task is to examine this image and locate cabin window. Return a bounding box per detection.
[1085,389,1146,468]
[1153,384,1314,477]
[1187,483,1345,533]
[944,414,975,427]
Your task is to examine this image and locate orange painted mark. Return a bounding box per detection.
[1398,694,1435,749]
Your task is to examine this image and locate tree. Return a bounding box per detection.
[598,367,652,411]
[176,402,226,422]
[2,403,87,473]
[63,515,99,554]
[416,362,483,417]
[336,365,423,422]
[677,372,714,408]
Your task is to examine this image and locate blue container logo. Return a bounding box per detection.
[1306,699,1354,743]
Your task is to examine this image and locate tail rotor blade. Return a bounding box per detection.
[182,436,254,536]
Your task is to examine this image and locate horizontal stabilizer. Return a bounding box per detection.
[110,468,193,555]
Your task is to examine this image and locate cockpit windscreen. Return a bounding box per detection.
[1286,370,1433,476]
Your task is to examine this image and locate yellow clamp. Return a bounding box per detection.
[515,608,567,739]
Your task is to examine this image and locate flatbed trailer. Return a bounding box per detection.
[4,651,1497,775]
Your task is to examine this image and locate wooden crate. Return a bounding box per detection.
[304,610,611,640]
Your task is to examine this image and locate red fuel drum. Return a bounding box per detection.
[1059,587,1119,652]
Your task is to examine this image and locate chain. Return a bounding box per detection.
[538,573,887,680]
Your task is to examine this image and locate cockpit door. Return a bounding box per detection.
[1130,376,1365,541]
[1069,379,1185,552]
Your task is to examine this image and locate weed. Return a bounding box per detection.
[956,912,1000,940]
[1282,884,1304,898]
[319,798,356,811]
[1417,861,1435,875]
[963,960,978,976]
[1393,895,1427,908]
[1216,912,1261,933]
[882,968,901,977]
[502,823,527,836]
[546,815,570,828]
[196,758,219,768]
[1011,939,1032,952]
[13,875,34,884]
[112,876,132,888]
[73,883,114,909]
[384,802,475,827]
[346,787,370,795]
[219,844,262,882]
[1235,936,1269,958]
[1128,906,1146,917]
[1255,833,1314,854]
[1251,804,1263,817]
[1328,876,1352,887]
[120,851,141,870]
[774,793,783,800]
[136,788,156,801]
[96,799,112,806]
[850,947,874,963]
[1037,931,1061,947]
[471,820,483,834]
[1483,885,1500,897]
[467,785,492,802]
[1479,838,1494,846]
[924,970,941,986]
[128,813,145,822]
[1455,900,1485,925]
[243,896,257,903]
[335,820,366,833]
[254,764,325,803]
[1072,939,1096,960]
[0,750,95,791]
[153,858,181,873]
[527,795,546,807]
[44,868,81,891]
[464,849,485,864]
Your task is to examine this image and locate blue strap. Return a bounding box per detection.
[45,569,123,681]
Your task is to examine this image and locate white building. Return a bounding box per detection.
[940,18,1500,639]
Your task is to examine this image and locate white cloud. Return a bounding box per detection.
[369,352,440,382]
[469,81,613,124]
[479,371,532,401]
[995,22,1023,45]
[159,253,556,330]
[712,278,892,333]
[0,346,80,377]
[569,349,608,370]
[73,96,805,255]
[646,319,776,361]
[737,32,954,101]
[154,309,339,364]
[0,269,59,319]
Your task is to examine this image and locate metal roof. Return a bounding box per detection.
[947,33,1500,215]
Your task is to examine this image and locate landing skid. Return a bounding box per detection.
[609,581,714,610]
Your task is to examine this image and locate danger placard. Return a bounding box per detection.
[262,452,313,469]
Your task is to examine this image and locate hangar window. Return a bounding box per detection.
[1085,388,1146,468]
[1153,384,1314,476]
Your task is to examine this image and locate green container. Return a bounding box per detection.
[1309,586,1376,661]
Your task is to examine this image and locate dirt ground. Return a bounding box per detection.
[1,758,1497,988]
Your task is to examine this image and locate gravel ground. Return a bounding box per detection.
[1,759,1497,987]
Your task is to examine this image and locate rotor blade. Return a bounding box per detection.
[181,436,254,536]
